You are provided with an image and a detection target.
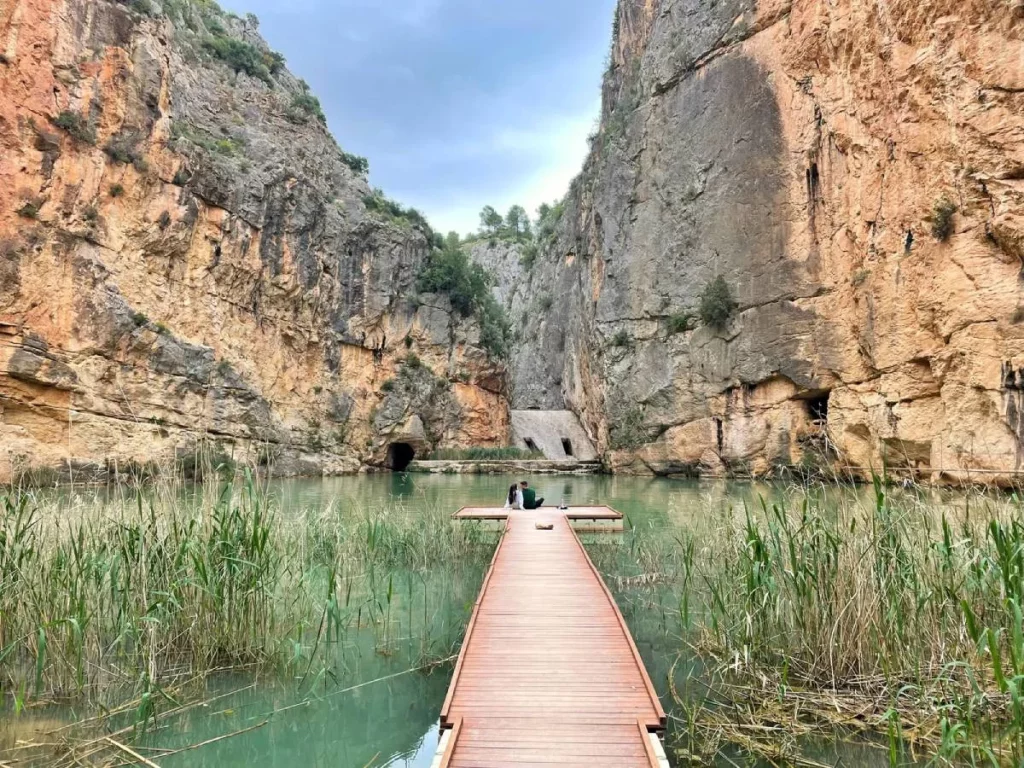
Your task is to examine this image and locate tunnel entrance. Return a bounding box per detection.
[807,392,831,425]
[386,442,416,471]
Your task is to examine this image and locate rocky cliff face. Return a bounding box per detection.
[0,0,509,483]
[475,0,1024,484]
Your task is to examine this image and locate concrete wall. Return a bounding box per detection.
[511,411,598,461]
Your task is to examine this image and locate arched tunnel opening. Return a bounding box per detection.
[386,442,416,471]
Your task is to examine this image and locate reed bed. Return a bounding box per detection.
[593,478,1024,765]
[0,471,494,710]
[422,446,544,461]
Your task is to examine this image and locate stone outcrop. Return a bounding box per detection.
[0,0,509,483]
[474,0,1024,485]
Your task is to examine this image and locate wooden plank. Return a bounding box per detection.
[567,521,667,727]
[453,505,623,521]
[437,717,463,768]
[439,507,664,765]
[638,719,661,768]
[439,521,507,726]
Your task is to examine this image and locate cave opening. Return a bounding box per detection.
[561,438,574,457]
[386,442,416,471]
[807,392,831,425]
[524,437,539,453]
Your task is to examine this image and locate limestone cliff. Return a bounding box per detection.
[475,0,1024,484]
[0,0,509,482]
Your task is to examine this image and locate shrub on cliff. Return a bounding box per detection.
[16,202,40,220]
[699,275,736,330]
[363,191,435,242]
[609,406,651,450]
[417,246,490,317]
[340,152,369,175]
[477,296,511,359]
[203,34,276,83]
[287,92,326,126]
[126,0,155,16]
[417,243,510,358]
[667,312,693,335]
[610,329,631,348]
[929,198,957,242]
[52,111,96,145]
[536,199,565,240]
[519,242,539,270]
[103,131,148,171]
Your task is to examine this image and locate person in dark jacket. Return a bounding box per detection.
[519,481,544,510]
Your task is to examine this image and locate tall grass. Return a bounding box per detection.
[0,473,493,704]
[423,446,544,461]
[592,479,1024,764]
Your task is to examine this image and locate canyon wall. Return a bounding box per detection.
[0,0,509,483]
[476,0,1024,484]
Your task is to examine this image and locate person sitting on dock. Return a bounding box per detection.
[504,483,523,510]
[519,481,544,510]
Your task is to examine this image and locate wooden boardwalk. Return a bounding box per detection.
[436,507,666,767]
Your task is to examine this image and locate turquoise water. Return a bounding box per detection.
[6,473,998,766]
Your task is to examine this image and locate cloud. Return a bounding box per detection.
[425,103,598,235]
[218,0,616,237]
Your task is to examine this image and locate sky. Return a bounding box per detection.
[219,0,617,236]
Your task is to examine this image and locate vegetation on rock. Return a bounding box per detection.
[51,111,96,144]
[340,151,369,175]
[287,91,326,125]
[667,312,693,335]
[16,202,40,219]
[929,197,957,242]
[202,34,281,83]
[363,189,426,228]
[609,405,650,450]
[535,200,565,240]
[424,446,544,461]
[417,241,510,359]
[610,329,631,347]
[103,131,148,171]
[699,275,736,330]
[477,204,541,243]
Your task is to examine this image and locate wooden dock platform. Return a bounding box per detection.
[435,507,666,767]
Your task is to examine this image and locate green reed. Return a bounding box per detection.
[0,474,493,704]
[423,446,544,461]
[594,478,1024,764]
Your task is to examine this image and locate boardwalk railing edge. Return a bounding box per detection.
[638,718,664,767]
[436,716,463,768]
[568,520,668,729]
[564,503,624,521]
[438,520,507,727]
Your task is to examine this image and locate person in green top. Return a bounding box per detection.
[519,481,545,510]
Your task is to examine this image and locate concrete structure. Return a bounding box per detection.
[511,410,598,461]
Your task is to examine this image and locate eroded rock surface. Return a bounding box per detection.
[474,0,1024,484]
[0,0,508,482]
